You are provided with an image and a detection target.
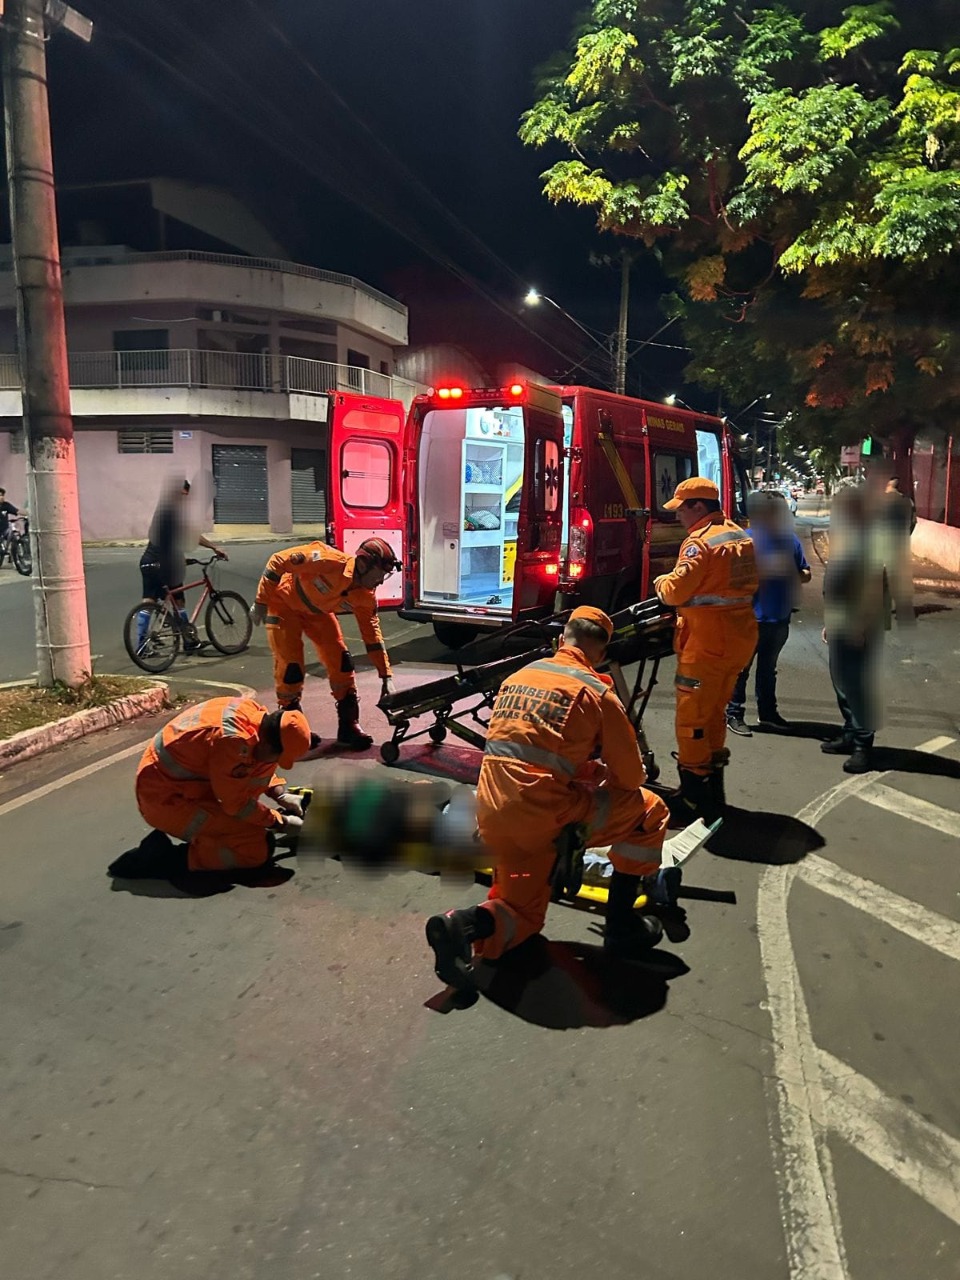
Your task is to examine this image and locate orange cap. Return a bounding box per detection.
[568,605,614,641]
[278,710,312,768]
[663,477,720,510]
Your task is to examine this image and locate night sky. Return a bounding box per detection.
[40,0,680,392]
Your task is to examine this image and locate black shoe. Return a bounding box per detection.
[604,914,664,961]
[842,746,875,774]
[820,736,854,755]
[425,909,479,992]
[641,865,682,908]
[281,698,302,714]
[726,715,752,737]
[336,692,373,751]
[667,768,723,826]
[758,711,790,729]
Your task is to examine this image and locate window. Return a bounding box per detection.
[114,329,169,379]
[380,361,390,376]
[9,428,25,454]
[654,452,694,512]
[695,429,722,489]
[341,439,391,508]
[118,429,174,454]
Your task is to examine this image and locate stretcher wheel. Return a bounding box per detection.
[428,724,447,745]
[645,760,660,783]
[380,741,401,765]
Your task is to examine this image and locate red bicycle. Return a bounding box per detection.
[123,555,252,673]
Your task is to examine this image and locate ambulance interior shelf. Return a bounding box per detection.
[418,404,524,611]
[377,596,676,777]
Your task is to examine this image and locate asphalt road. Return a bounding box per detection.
[2,527,960,1280]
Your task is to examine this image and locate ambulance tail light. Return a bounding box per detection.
[560,506,592,592]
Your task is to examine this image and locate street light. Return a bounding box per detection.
[522,286,613,385]
[665,393,696,411]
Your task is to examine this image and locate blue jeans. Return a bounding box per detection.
[726,620,790,721]
[828,632,879,748]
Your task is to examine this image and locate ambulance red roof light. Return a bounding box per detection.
[449,386,464,400]
[436,387,452,400]
[509,383,524,397]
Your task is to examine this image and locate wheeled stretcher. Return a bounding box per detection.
[378,596,676,777]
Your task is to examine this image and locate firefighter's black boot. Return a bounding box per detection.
[604,871,664,961]
[668,767,722,826]
[336,692,372,751]
[108,830,189,879]
[708,748,730,817]
[425,903,495,996]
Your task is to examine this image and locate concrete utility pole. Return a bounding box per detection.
[3,0,92,686]
[613,252,630,396]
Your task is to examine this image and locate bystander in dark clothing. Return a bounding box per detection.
[0,488,18,539]
[726,492,811,735]
[821,485,890,774]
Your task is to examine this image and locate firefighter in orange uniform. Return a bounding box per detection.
[654,477,758,822]
[109,696,313,879]
[251,537,400,751]
[425,607,672,996]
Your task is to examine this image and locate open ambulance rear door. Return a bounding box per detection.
[325,390,407,607]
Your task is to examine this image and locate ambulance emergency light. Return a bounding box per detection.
[430,383,527,404]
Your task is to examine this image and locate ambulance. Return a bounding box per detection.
[321,383,749,648]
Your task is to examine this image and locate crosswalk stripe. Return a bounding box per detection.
[797,855,960,963]
[857,783,960,839]
[817,1048,960,1229]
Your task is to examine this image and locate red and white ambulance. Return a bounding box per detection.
[320,383,749,647]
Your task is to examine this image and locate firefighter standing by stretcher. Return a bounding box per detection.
[654,477,759,823]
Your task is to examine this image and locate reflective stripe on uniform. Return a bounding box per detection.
[220,698,244,737]
[152,731,207,781]
[217,845,240,870]
[263,569,282,584]
[235,798,258,821]
[675,674,701,689]
[483,739,577,777]
[684,594,754,606]
[182,809,209,840]
[524,659,606,696]
[587,787,612,836]
[704,530,750,547]
[265,615,281,626]
[486,899,517,947]
[295,579,324,614]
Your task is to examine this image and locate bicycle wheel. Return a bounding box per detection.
[123,602,181,673]
[12,534,31,576]
[205,590,253,654]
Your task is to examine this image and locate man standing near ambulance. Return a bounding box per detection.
[425,606,671,998]
[654,478,758,823]
[251,537,399,751]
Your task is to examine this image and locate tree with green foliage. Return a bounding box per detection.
[520,0,960,445]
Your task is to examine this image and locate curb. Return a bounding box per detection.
[0,683,170,770]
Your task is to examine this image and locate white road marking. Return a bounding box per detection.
[857,783,960,839]
[817,1048,960,1229]
[760,735,956,1280]
[797,855,960,963]
[162,676,255,697]
[0,739,150,820]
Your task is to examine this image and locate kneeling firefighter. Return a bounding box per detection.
[425,607,673,995]
[654,478,759,823]
[251,537,399,751]
[110,697,312,878]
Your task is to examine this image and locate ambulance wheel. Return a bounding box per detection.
[380,741,400,765]
[433,622,478,650]
[429,724,447,745]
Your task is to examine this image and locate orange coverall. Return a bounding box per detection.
[135,697,286,871]
[655,513,759,775]
[255,542,392,709]
[474,645,670,959]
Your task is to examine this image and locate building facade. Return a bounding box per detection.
[0,246,421,540]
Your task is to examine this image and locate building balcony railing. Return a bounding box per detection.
[0,349,424,408]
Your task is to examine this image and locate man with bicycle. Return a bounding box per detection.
[0,487,19,544]
[138,479,227,653]
[251,536,399,751]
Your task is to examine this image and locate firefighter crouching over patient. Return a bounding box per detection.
[425,606,673,996]
[250,537,399,752]
[654,477,758,825]
[108,697,312,879]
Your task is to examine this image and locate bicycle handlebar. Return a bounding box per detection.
[185,554,223,568]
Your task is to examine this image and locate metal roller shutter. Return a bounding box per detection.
[291,448,327,527]
[213,445,269,524]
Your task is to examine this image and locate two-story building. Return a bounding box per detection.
[0,183,420,541]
